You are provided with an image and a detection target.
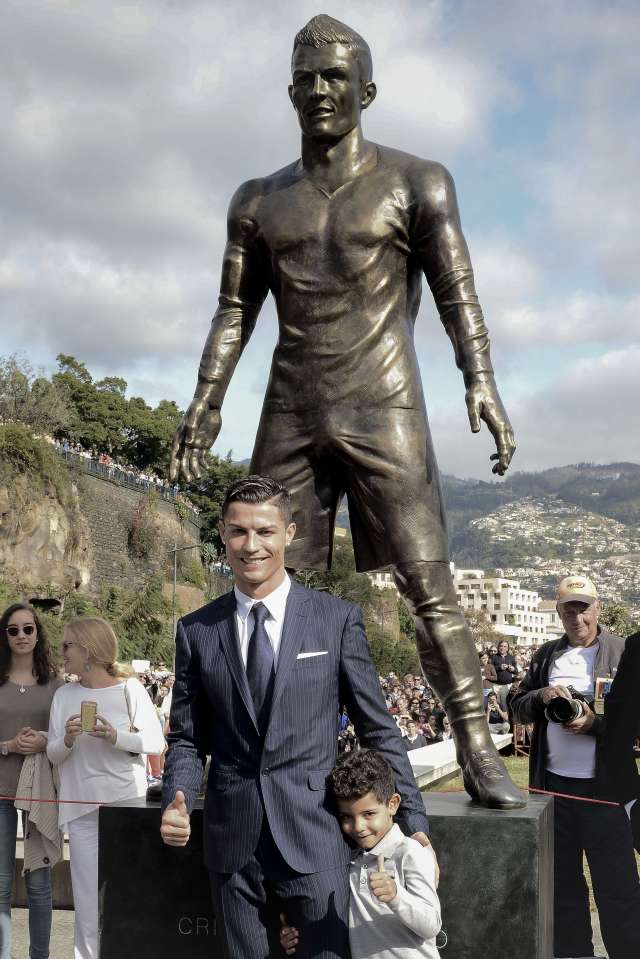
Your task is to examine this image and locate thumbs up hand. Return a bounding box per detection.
[160,790,191,847]
[368,854,397,903]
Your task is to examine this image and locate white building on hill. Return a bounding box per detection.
[366,564,563,647]
[452,567,562,646]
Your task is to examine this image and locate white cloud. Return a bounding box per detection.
[433,346,640,478]
[1,0,638,476]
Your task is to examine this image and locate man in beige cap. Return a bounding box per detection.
[512,574,640,959]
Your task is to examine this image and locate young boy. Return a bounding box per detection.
[281,749,441,958]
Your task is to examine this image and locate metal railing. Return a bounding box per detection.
[54,447,200,524]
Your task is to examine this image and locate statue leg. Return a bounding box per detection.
[393,560,526,809]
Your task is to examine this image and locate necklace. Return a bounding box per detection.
[9,674,32,694]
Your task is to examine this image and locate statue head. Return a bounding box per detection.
[289,14,377,141]
[292,14,373,82]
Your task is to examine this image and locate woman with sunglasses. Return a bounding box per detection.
[47,617,165,959]
[0,603,61,959]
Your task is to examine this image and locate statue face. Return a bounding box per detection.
[289,42,374,141]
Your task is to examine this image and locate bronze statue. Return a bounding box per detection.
[171,14,524,808]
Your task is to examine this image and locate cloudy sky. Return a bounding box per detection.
[2,0,639,477]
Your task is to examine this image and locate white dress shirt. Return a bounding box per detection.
[234,574,292,669]
[349,823,441,959]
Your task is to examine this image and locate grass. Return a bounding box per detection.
[425,754,640,915]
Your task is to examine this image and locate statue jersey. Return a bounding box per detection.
[218,143,491,415]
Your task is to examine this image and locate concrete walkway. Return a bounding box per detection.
[12,909,74,958]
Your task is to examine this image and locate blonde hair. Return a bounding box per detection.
[63,617,132,679]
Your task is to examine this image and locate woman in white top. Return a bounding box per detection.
[47,617,165,959]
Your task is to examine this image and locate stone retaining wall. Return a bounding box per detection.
[75,471,201,593]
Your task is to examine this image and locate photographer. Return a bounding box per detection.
[511,575,640,959]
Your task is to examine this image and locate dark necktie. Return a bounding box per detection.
[246,602,275,731]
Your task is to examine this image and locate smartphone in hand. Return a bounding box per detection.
[81,701,97,732]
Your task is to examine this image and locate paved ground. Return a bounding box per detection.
[11,908,608,958]
[13,909,74,959]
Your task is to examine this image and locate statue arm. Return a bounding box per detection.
[412,163,492,381]
[170,182,270,481]
[411,163,515,475]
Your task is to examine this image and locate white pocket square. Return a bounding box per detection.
[297,651,328,659]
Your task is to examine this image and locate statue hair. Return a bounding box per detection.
[293,14,373,82]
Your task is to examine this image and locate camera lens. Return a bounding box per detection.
[545,696,582,724]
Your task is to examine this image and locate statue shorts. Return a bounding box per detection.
[250,406,449,573]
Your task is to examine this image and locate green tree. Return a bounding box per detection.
[463,608,498,648]
[365,623,420,675]
[185,454,247,550]
[95,377,127,396]
[123,397,183,472]
[299,545,377,607]
[0,355,70,434]
[115,574,174,664]
[398,598,417,641]
[600,602,638,638]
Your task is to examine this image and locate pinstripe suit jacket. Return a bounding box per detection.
[162,579,428,874]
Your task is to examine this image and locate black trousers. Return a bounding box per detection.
[547,772,640,959]
[210,817,350,959]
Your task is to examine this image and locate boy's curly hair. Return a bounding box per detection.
[326,749,396,804]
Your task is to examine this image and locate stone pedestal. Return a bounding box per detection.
[99,799,218,957]
[426,792,553,958]
[98,793,553,959]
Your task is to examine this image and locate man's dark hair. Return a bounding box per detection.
[293,14,373,82]
[326,749,396,804]
[221,475,292,524]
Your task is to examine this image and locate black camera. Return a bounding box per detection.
[545,686,590,724]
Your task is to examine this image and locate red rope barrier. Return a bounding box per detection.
[2,786,623,807]
[527,786,619,807]
[430,785,621,807]
[0,794,103,805]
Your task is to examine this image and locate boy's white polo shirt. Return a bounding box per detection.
[349,822,441,958]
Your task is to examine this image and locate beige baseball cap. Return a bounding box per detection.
[556,574,598,606]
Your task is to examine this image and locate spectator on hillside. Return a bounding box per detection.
[485,692,510,735]
[438,716,453,742]
[491,640,518,708]
[418,712,439,743]
[505,677,523,723]
[429,698,446,728]
[403,720,427,752]
[479,651,497,699]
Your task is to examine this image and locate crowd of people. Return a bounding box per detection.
[42,434,200,516]
[2,575,639,959]
[335,643,532,757]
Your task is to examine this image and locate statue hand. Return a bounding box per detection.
[170,400,222,482]
[465,374,515,476]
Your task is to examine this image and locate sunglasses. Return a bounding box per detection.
[6,624,36,637]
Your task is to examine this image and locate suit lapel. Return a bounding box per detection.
[268,581,311,723]
[215,592,260,734]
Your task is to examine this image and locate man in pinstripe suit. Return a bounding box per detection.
[161,476,431,958]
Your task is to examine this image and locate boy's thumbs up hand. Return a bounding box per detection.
[160,789,191,846]
[369,854,397,903]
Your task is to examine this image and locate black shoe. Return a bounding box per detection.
[461,748,527,809]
